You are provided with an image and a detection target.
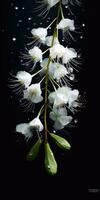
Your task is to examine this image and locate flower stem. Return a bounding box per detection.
[44,2,61,143]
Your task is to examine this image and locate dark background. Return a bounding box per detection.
[1,0,99,199]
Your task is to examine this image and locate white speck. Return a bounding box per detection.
[82,23,85,27]
[74,119,78,123]
[15,6,19,10]
[29,153,32,156]
[12,37,16,41]
[19,19,22,23]
[22,7,25,10]
[65,6,68,8]
[11,3,13,6]
[80,35,83,39]
[28,17,32,21]
[62,39,64,42]
[53,130,56,133]
[47,165,50,169]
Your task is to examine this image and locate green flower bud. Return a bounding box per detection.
[45,143,57,175]
[27,139,42,161]
[50,133,71,150]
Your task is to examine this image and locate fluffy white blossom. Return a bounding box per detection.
[16,117,44,139]
[48,62,68,80]
[48,86,79,108]
[63,47,77,64]
[16,71,32,88]
[57,18,75,31]
[29,46,42,63]
[24,83,43,103]
[50,43,66,59]
[31,28,47,43]
[49,107,72,130]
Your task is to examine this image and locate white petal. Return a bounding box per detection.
[31,28,47,43]
[63,47,77,64]
[29,46,42,62]
[68,89,79,106]
[23,83,43,103]
[58,116,73,126]
[16,71,32,88]
[47,0,60,7]
[50,43,66,59]
[29,117,44,132]
[53,121,64,130]
[57,18,75,31]
[16,123,32,138]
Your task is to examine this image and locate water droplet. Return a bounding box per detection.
[15,6,19,10]
[80,35,83,39]
[28,17,32,21]
[22,7,25,10]
[82,23,85,27]
[53,130,56,133]
[12,37,16,41]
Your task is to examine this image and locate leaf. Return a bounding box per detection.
[50,133,71,150]
[26,139,42,161]
[44,143,57,175]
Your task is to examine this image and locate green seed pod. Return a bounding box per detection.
[45,143,57,175]
[50,133,71,150]
[27,139,42,161]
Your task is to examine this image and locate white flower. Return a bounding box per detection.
[16,117,44,139]
[28,46,42,63]
[63,47,77,64]
[50,107,72,130]
[31,28,47,43]
[48,86,79,108]
[29,117,44,132]
[16,71,32,88]
[57,18,75,31]
[50,43,66,59]
[45,36,59,46]
[49,62,68,80]
[48,86,70,107]
[16,123,32,139]
[23,83,43,103]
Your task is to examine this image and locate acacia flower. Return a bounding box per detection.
[16,117,44,140]
[23,83,43,103]
[57,18,75,31]
[16,71,32,88]
[49,107,72,130]
[50,43,66,59]
[31,28,47,44]
[48,86,79,108]
[28,46,42,63]
[48,62,68,81]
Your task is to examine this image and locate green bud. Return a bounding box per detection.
[50,133,71,150]
[45,143,57,175]
[27,139,42,161]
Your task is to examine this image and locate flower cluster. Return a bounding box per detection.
[10,0,84,175]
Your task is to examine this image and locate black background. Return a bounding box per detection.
[0,0,100,199]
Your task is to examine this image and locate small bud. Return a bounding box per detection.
[45,143,57,175]
[27,139,42,161]
[50,133,71,150]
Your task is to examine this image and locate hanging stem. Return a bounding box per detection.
[44,2,62,143]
